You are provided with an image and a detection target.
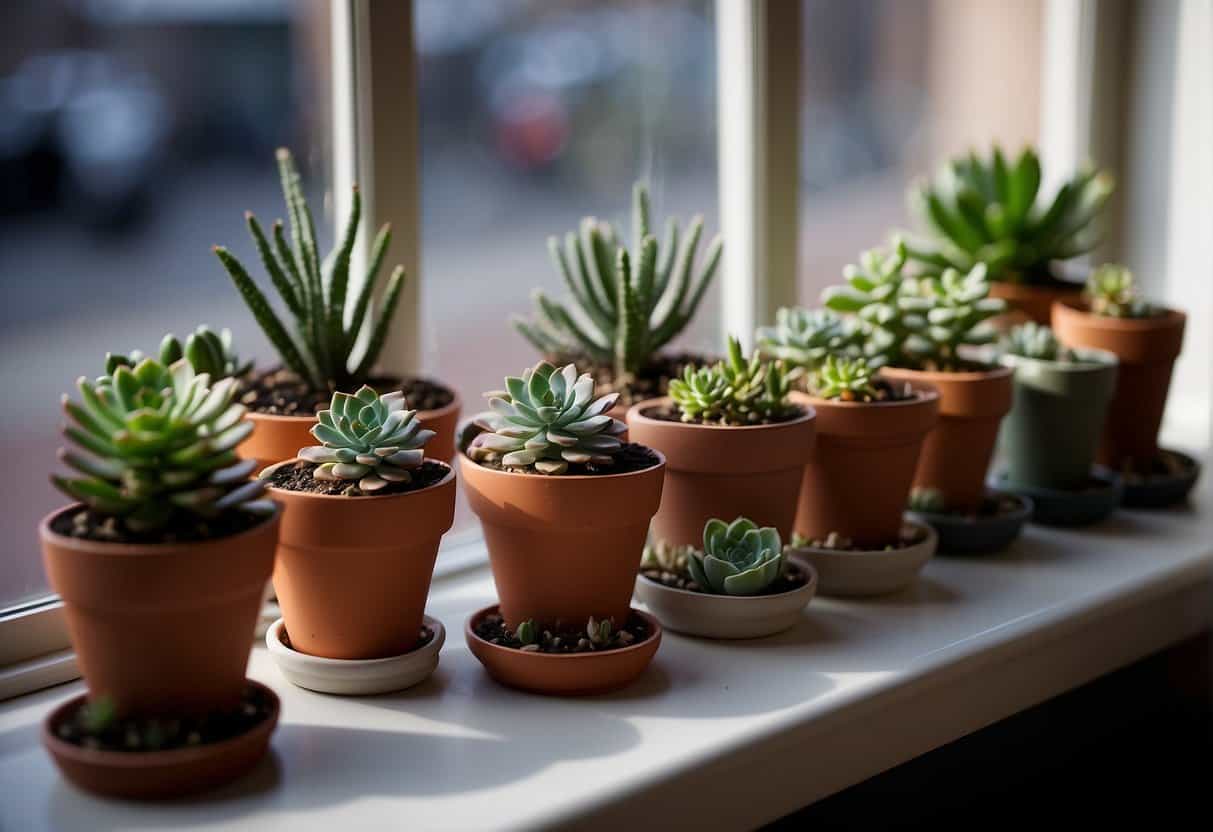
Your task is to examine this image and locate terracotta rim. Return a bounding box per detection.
[263,459,455,501]
[797,387,939,411]
[457,429,666,483]
[38,501,283,555]
[883,363,1013,384]
[636,555,819,601]
[465,605,663,662]
[1053,298,1186,333]
[626,399,816,433]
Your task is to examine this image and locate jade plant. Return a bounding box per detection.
[688,516,783,596]
[1084,264,1153,318]
[467,361,628,474]
[105,326,252,382]
[905,145,1115,284]
[293,386,435,492]
[513,181,723,383]
[812,355,879,402]
[214,148,405,393]
[755,307,862,371]
[668,336,794,425]
[1002,322,1076,362]
[54,358,274,533]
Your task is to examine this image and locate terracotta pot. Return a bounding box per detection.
[793,387,939,549]
[242,391,462,471]
[1052,299,1186,467]
[999,349,1118,490]
[39,507,280,718]
[625,399,817,548]
[459,449,665,631]
[879,365,1014,513]
[267,461,456,659]
[989,280,1083,327]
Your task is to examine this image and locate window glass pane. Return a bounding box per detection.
[417,0,720,539]
[0,1,331,608]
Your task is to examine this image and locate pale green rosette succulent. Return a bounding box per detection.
[755,307,862,371]
[1085,264,1153,319]
[688,517,784,596]
[297,386,435,492]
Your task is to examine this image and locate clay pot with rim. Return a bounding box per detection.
[39,506,281,717]
[264,460,456,659]
[989,279,1083,327]
[1052,299,1186,468]
[625,399,816,549]
[459,439,665,630]
[242,389,461,470]
[793,386,939,549]
[880,365,1014,512]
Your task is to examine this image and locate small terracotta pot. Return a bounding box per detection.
[1052,299,1186,467]
[39,506,280,718]
[793,388,939,549]
[989,280,1083,327]
[266,461,456,660]
[625,399,816,548]
[459,448,665,631]
[242,391,462,471]
[879,365,1013,513]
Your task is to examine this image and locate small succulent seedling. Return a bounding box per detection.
[586,616,613,645]
[516,620,538,647]
[214,148,405,393]
[1002,322,1075,362]
[908,263,1005,370]
[106,326,252,382]
[755,307,863,372]
[468,361,627,474]
[1085,264,1153,318]
[54,358,273,532]
[905,145,1114,284]
[294,386,434,492]
[668,336,793,425]
[688,517,783,596]
[641,538,694,574]
[908,487,946,513]
[515,182,723,383]
[812,355,878,401]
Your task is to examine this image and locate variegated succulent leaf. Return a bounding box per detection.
[687,516,783,596]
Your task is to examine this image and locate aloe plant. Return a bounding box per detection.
[214,148,405,393]
[514,182,723,383]
[106,326,252,383]
[1085,264,1153,318]
[905,146,1114,284]
[54,358,274,532]
[668,336,793,425]
[688,516,783,596]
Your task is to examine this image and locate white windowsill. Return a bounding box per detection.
[2,440,1210,830]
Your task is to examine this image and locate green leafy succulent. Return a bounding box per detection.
[514,181,723,383]
[755,307,862,371]
[907,487,946,513]
[214,148,405,393]
[905,145,1114,284]
[668,336,794,425]
[812,355,879,401]
[467,361,627,475]
[907,263,1005,370]
[294,386,434,492]
[688,517,784,596]
[1085,264,1153,318]
[1002,322,1075,362]
[642,538,694,574]
[54,358,273,532]
[106,326,252,383]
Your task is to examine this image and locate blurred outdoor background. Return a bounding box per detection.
[0,0,1045,605]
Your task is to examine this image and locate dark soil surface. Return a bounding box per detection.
[240,367,455,416]
[555,350,712,408]
[640,401,808,426]
[467,441,660,477]
[640,561,810,595]
[264,459,449,497]
[917,495,1026,520]
[49,505,267,546]
[1114,450,1197,482]
[791,527,928,551]
[279,624,434,655]
[54,683,274,753]
[473,611,651,654]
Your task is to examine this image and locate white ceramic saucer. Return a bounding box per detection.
[266,616,445,695]
[786,521,937,597]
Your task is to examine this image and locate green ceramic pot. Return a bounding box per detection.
[999,349,1118,490]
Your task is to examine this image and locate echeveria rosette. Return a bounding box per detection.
[908,263,1006,370]
[668,336,794,425]
[812,355,878,401]
[468,361,627,475]
[297,386,434,492]
[1002,322,1075,362]
[904,145,1114,284]
[688,517,784,596]
[755,307,863,372]
[54,358,273,533]
[1084,264,1153,319]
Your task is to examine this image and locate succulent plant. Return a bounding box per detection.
[467,361,627,474]
[54,358,274,533]
[514,181,723,383]
[516,620,538,647]
[214,148,405,393]
[755,307,862,371]
[1002,322,1075,361]
[293,385,434,492]
[106,326,252,383]
[668,336,794,425]
[687,516,783,596]
[507,615,635,652]
[812,355,879,401]
[1085,264,1153,318]
[906,263,1005,370]
[905,145,1114,284]
[641,538,694,574]
[907,487,946,513]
